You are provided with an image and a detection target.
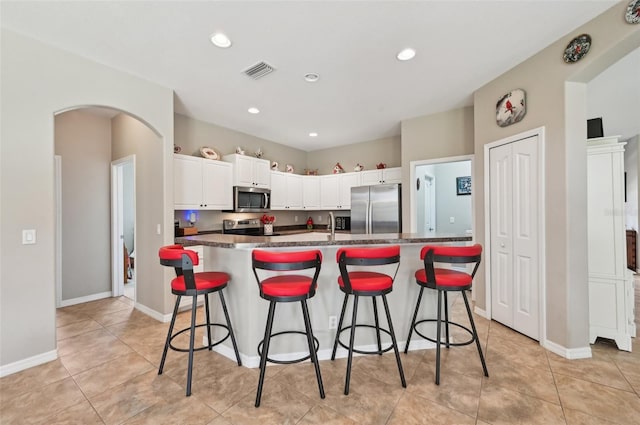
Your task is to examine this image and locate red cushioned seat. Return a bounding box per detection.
[415,268,472,287]
[158,244,241,397]
[171,271,229,293]
[332,245,405,395]
[405,243,487,386]
[339,271,393,291]
[251,248,325,406]
[260,275,314,297]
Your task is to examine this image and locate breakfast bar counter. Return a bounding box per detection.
[174,231,473,367]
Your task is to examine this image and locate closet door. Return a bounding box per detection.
[490,135,540,340]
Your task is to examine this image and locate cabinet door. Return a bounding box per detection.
[270,171,287,210]
[234,155,255,187]
[202,160,233,209]
[287,174,303,209]
[320,175,340,209]
[174,155,203,209]
[338,173,361,209]
[382,167,402,184]
[359,170,382,186]
[254,158,271,188]
[303,176,320,209]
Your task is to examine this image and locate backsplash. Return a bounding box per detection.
[174,209,349,232]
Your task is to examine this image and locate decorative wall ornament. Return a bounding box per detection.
[626,0,640,24]
[563,34,591,63]
[496,89,526,127]
[200,146,219,160]
[456,176,472,196]
[271,161,279,171]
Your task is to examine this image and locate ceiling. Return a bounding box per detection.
[1,1,625,151]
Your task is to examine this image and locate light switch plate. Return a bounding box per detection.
[22,229,36,244]
[449,217,455,224]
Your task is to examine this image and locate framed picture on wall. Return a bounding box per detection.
[456,176,471,196]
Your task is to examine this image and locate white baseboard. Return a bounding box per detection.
[206,336,435,368]
[135,302,172,323]
[0,349,58,378]
[542,339,592,359]
[59,291,112,307]
[473,306,488,319]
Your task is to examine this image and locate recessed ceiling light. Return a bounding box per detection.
[309,132,318,137]
[210,32,232,48]
[396,48,416,61]
[248,107,260,114]
[304,73,320,83]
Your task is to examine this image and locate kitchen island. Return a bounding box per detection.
[175,231,473,367]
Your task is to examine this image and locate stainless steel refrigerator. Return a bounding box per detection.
[351,184,402,234]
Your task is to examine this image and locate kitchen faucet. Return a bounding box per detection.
[328,211,335,237]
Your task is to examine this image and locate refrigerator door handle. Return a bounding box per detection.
[367,202,372,234]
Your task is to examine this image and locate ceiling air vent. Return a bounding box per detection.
[243,61,275,80]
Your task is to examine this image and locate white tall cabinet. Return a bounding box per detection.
[587,136,634,351]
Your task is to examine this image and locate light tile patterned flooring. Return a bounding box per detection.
[1,283,639,425]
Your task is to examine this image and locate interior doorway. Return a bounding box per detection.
[409,155,474,235]
[111,156,136,300]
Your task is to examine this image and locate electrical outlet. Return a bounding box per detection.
[328,315,338,330]
[449,216,455,224]
[318,215,323,222]
[294,215,298,222]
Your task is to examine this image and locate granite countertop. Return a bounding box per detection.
[175,230,472,249]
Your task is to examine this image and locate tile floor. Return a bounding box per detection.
[1,283,639,425]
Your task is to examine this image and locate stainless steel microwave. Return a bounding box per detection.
[231,186,271,213]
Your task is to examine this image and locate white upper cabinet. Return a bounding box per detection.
[302,176,321,209]
[223,154,270,188]
[173,154,233,210]
[270,171,303,210]
[358,167,402,186]
[320,172,360,210]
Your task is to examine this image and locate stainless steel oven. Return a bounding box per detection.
[231,186,271,213]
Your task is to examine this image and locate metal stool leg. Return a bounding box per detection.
[404,286,424,353]
[185,296,198,396]
[159,295,181,375]
[255,301,276,407]
[462,291,489,377]
[372,297,382,355]
[301,300,325,399]
[331,293,349,360]
[344,294,359,395]
[382,294,406,387]
[204,294,213,350]
[219,290,242,366]
[444,291,450,349]
[435,289,442,385]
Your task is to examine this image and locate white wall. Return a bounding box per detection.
[0,29,174,372]
[54,110,112,301]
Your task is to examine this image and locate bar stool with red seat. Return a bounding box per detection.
[404,244,488,385]
[252,249,325,407]
[331,245,406,395]
[158,244,241,396]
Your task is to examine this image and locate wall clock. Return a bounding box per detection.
[496,89,526,127]
[563,34,591,63]
[626,0,640,24]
